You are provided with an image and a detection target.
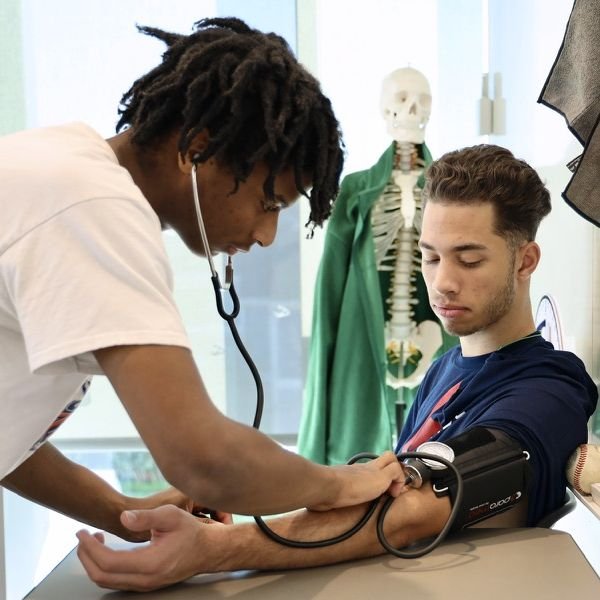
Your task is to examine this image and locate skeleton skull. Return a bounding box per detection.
[380,67,432,143]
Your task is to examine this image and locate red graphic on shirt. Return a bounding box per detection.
[48,400,78,434]
[29,379,90,452]
[402,381,462,451]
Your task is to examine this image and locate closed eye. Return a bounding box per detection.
[262,196,288,213]
[460,260,483,268]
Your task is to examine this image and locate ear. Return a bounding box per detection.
[516,241,540,281]
[177,130,210,174]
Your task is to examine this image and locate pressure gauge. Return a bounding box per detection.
[416,441,455,470]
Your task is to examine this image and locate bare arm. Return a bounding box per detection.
[221,486,452,571]
[76,485,452,591]
[0,443,195,542]
[93,344,404,515]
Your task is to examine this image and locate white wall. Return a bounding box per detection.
[488,0,600,380]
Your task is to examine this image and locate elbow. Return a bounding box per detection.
[379,487,452,550]
[156,447,233,509]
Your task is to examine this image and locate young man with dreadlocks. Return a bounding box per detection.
[0,18,404,544]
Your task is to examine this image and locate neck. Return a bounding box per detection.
[106,129,183,228]
[496,329,542,351]
[460,297,536,357]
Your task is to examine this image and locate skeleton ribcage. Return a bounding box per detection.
[371,143,424,344]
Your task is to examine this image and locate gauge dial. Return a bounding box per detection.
[416,441,455,469]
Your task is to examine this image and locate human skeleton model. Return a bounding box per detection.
[371,67,442,390]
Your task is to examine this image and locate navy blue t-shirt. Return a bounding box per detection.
[395,335,598,525]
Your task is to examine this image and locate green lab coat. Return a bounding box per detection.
[298,142,455,465]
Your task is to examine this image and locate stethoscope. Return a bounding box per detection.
[190,164,462,557]
[191,164,263,428]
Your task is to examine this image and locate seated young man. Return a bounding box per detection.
[76,144,597,592]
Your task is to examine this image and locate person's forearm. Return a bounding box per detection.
[74,482,451,591]
[209,486,451,572]
[175,417,342,514]
[97,344,338,514]
[165,415,404,516]
[1,443,142,541]
[95,344,401,515]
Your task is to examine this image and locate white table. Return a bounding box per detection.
[26,527,600,599]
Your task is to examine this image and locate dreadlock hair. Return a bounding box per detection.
[116,17,344,230]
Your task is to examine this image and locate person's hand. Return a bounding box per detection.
[123,487,232,542]
[77,505,224,592]
[309,451,404,511]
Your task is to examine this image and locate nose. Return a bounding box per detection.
[253,211,279,248]
[428,259,460,297]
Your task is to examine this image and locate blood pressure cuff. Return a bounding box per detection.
[430,428,531,531]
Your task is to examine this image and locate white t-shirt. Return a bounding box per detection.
[0,123,190,478]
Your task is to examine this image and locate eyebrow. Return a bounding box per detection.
[419,241,489,252]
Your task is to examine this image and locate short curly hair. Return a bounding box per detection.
[117,17,344,230]
[424,144,551,244]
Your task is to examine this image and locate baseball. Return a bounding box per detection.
[566,444,600,494]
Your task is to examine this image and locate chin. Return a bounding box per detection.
[187,244,210,258]
[441,320,479,338]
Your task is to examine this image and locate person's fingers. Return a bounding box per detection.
[372,453,403,489]
[76,518,206,593]
[77,546,164,592]
[77,530,151,574]
[76,529,105,545]
[377,451,403,473]
[77,531,169,591]
[386,481,406,497]
[379,450,398,464]
[77,529,101,544]
[189,508,232,525]
[120,503,188,533]
[384,458,404,481]
[212,511,233,525]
